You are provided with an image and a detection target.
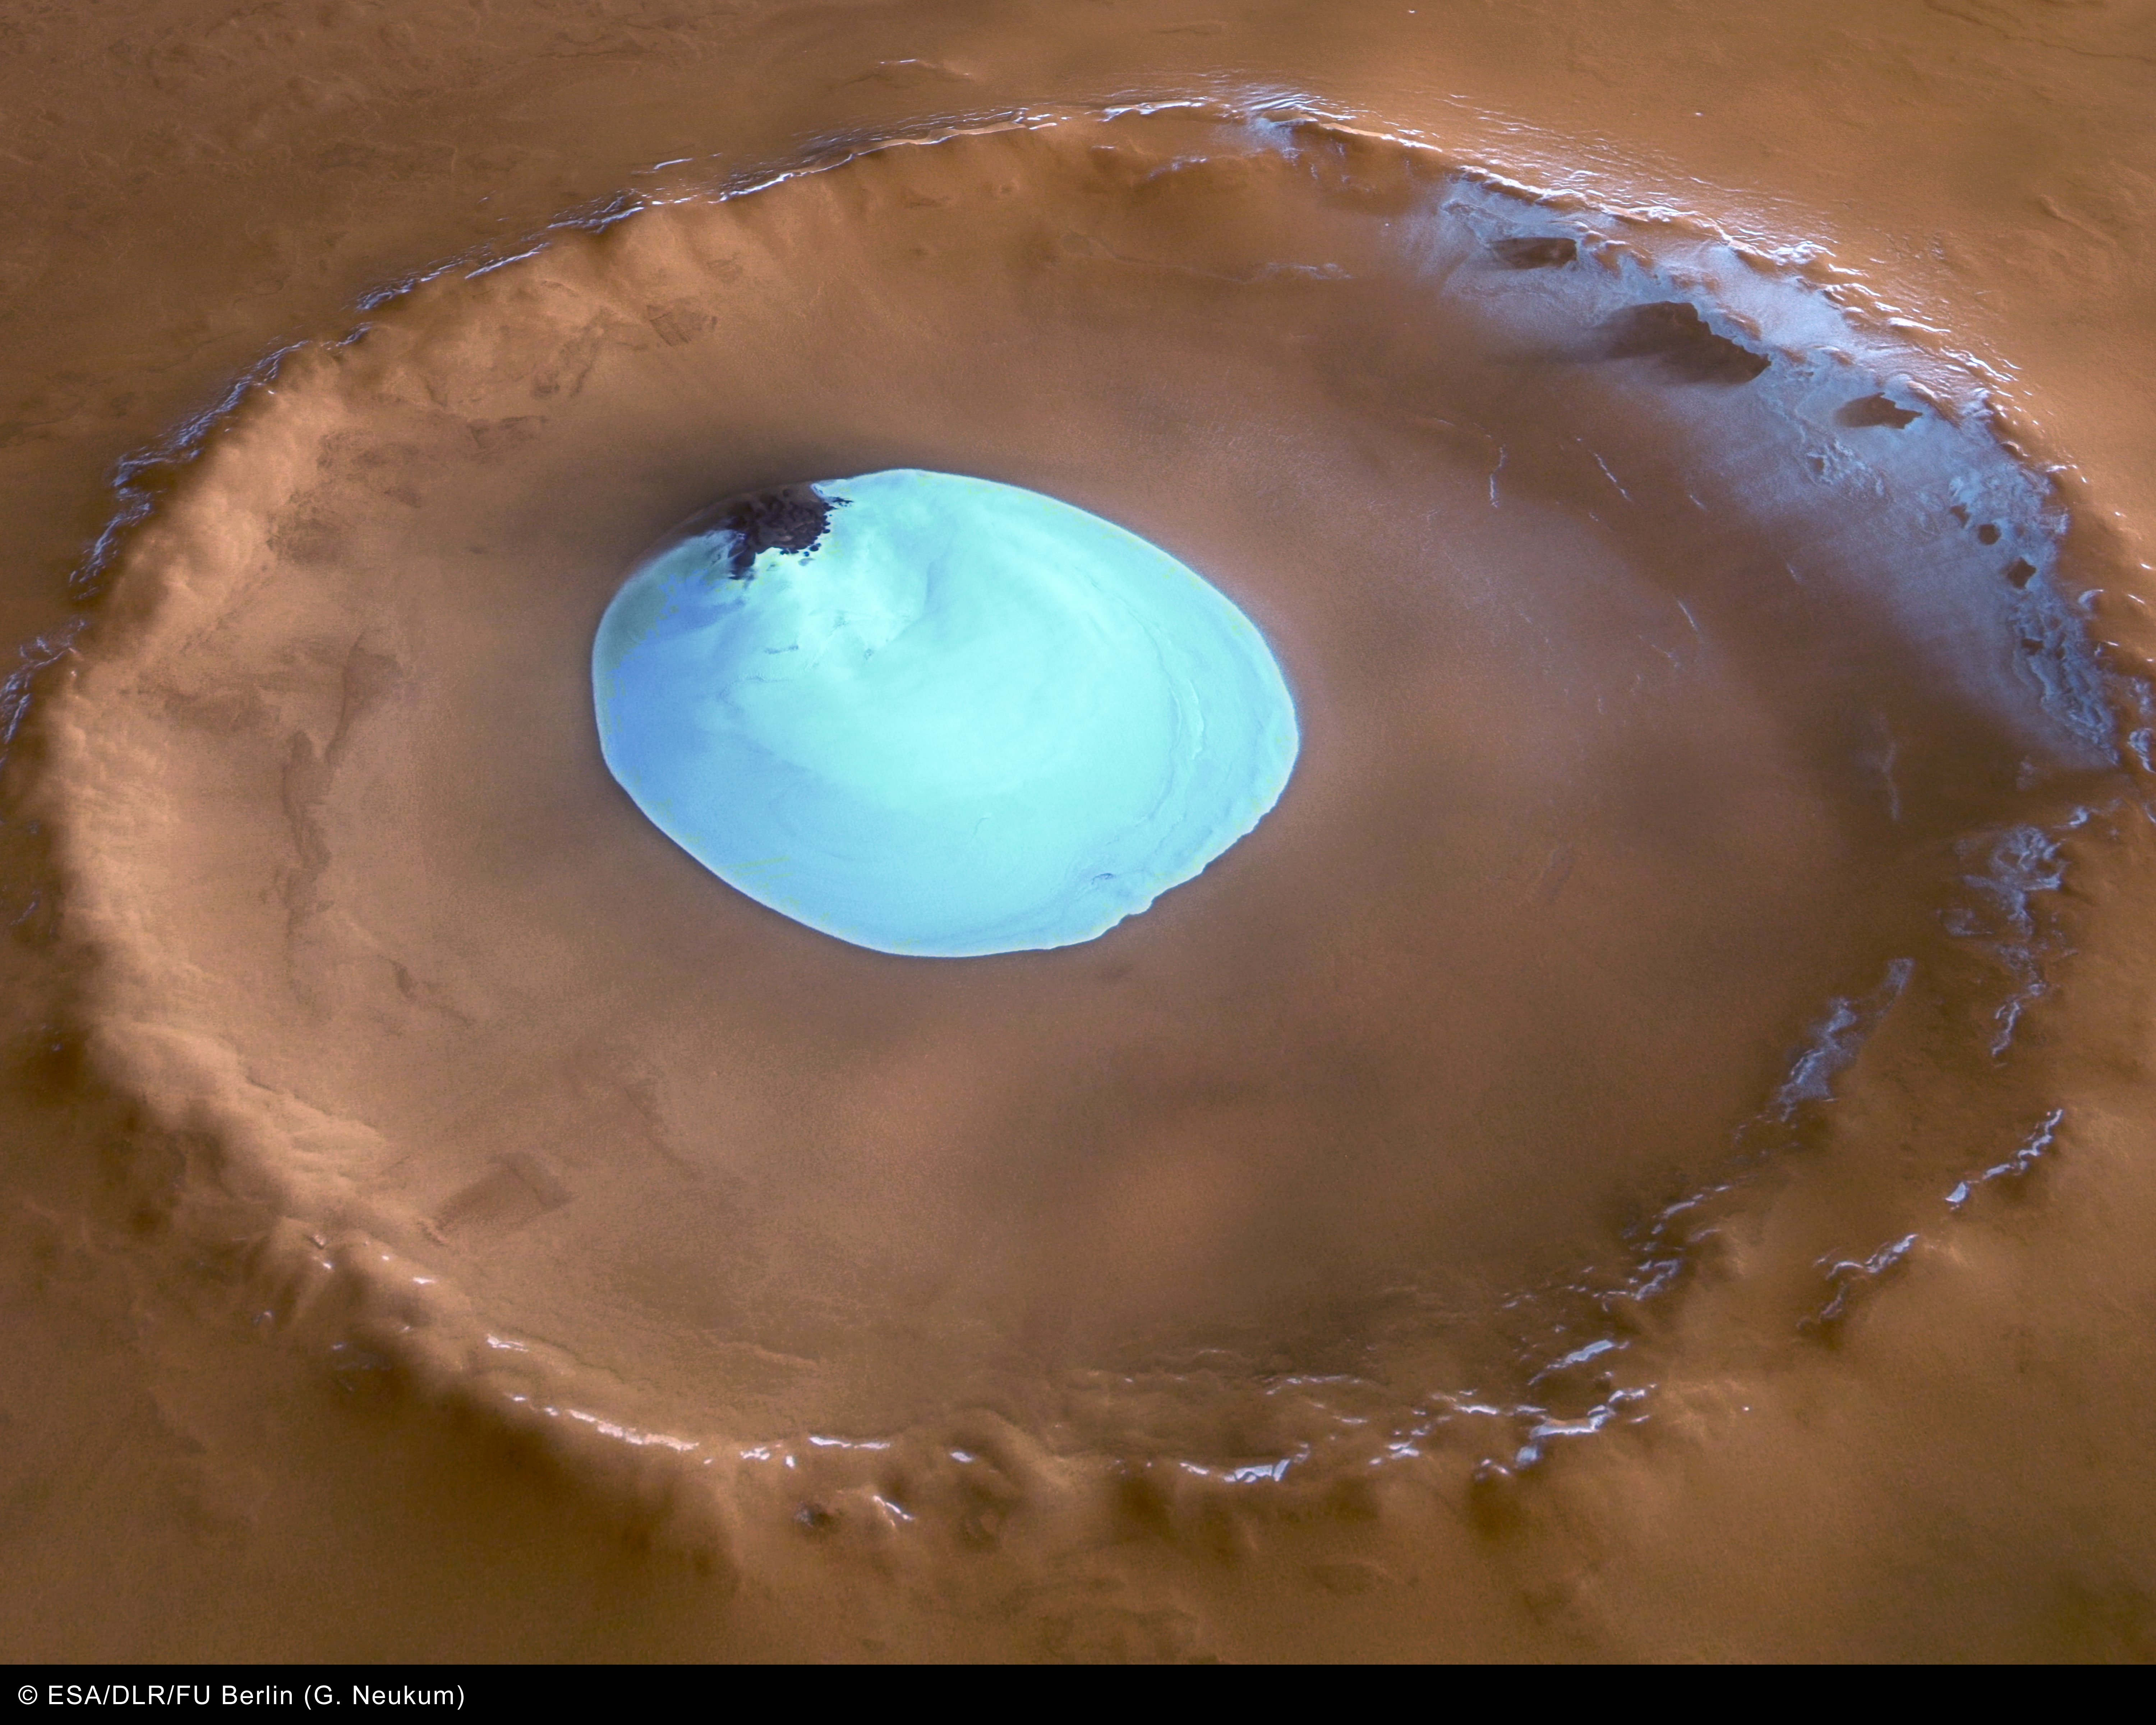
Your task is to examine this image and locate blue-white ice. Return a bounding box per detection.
[593,469,1299,956]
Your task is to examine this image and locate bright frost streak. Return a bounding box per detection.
[593,469,1300,956]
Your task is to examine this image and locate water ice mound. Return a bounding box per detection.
[593,469,1300,956]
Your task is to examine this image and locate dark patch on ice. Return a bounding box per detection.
[1597,301,1771,385]
[1836,392,1921,430]
[1977,522,2002,545]
[710,484,843,577]
[1489,235,1577,269]
[2006,558,2037,589]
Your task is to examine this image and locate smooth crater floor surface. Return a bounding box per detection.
[594,470,1300,956]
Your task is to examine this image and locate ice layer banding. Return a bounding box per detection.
[27,109,2134,1541]
[593,469,1302,956]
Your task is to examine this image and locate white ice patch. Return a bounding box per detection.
[594,469,1300,956]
